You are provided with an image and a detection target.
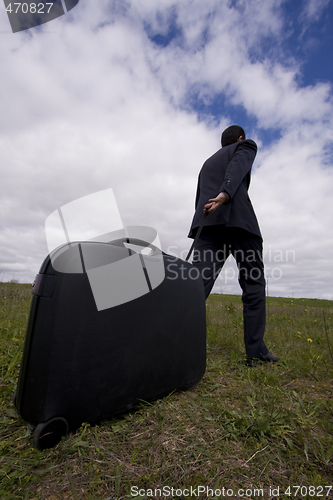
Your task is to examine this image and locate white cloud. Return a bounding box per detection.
[302,0,332,22]
[0,0,333,300]
[249,124,333,299]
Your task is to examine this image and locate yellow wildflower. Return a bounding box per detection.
[307,338,313,343]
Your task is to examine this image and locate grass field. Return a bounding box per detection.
[1,282,333,500]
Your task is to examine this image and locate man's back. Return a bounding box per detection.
[188,139,261,238]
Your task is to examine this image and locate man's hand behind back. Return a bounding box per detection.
[203,192,229,214]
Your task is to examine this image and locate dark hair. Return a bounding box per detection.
[221,125,246,147]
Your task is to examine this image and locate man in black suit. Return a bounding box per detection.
[188,125,278,364]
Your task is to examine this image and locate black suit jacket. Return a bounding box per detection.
[188,139,262,239]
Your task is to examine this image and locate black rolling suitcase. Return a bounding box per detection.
[14,233,206,449]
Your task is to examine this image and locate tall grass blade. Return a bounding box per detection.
[322,309,333,364]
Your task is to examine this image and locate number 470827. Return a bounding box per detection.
[284,485,332,497]
[5,3,54,14]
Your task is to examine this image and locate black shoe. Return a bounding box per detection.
[246,352,279,366]
[262,352,279,362]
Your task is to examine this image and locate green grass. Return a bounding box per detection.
[1,283,333,499]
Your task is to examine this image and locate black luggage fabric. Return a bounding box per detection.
[14,238,206,447]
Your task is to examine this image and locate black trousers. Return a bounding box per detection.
[191,225,268,357]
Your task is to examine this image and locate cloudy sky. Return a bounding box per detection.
[1,0,333,299]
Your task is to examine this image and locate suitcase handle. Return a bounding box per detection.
[109,237,161,256]
[185,212,209,262]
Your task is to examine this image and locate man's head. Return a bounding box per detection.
[221,125,246,147]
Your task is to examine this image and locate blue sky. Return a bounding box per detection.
[144,0,333,143]
[0,0,333,299]
[283,1,333,84]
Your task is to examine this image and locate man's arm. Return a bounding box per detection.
[203,139,257,215]
[219,139,257,199]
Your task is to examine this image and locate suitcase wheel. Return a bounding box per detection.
[33,417,69,450]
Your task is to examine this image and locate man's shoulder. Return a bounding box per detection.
[203,147,225,165]
[233,139,258,160]
[236,138,257,151]
[204,139,257,165]
[216,138,257,155]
